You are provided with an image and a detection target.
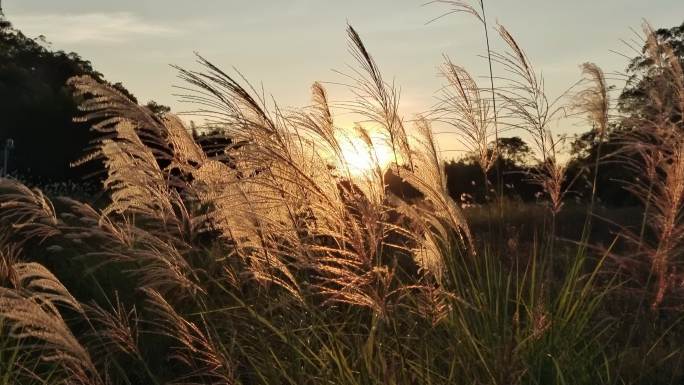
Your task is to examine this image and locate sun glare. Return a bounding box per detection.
[338,135,395,177]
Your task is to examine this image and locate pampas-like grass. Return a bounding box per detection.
[8,25,477,329]
[0,179,60,244]
[434,57,498,175]
[618,23,684,308]
[492,24,578,215]
[0,18,651,384]
[143,289,236,385]
[0,250,100,385]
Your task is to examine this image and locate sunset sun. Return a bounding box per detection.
[337,134,395,177]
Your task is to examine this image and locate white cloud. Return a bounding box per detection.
[11,12,177,44]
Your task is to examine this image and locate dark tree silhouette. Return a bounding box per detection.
[0,15,169,183]
[444,136,539,204]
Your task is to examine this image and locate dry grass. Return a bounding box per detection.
[433,57,498,175]
[0,10,682,385]
[0,24,476,384]
[616,23,684,309]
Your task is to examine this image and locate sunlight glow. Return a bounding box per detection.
[338,134,395,177]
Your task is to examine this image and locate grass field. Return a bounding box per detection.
[1,7,684,385]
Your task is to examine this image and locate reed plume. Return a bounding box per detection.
[493,24,577,215]
[0,250,100,385]
[619,23,684,308]
[0,18,622,384]
[434,57,498,176]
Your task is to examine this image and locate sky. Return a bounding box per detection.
[4,0,684,156]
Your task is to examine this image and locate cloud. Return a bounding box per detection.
[11,12,177,44]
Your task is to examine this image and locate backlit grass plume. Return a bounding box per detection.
[619,23,684,309]
[0,19,654,385]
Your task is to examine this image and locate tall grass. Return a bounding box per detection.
[0,10,681,385]
[617,23,684,310]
